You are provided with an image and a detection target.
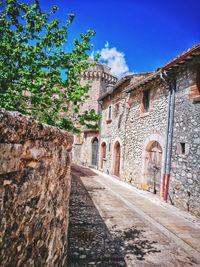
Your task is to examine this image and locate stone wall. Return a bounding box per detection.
[124,81,168,189]
[170,66,200,217]
[100,78,168,189]
[0,109,73,266]
[73,63,117,166]
[79,63,117,114]
[99,66,200,218]
[99,85,128,175]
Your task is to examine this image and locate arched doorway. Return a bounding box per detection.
[100,142,106,169]
[91,137,98,166]
[145,141,162,194]
[113,141,121,176]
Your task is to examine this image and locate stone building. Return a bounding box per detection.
[73,44,200,217]
[98,44,200,217]
[73,63,117,166]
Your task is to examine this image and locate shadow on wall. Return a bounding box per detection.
[68,164,160,266]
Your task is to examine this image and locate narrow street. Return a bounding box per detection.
[67,164,200,267]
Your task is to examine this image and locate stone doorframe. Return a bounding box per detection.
[111,137,122,177]
[141,134,165,189]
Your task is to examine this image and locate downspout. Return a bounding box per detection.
[98,100,103,170]
[161,83,171,198]
[160,70,171,198]
[164,79,176,202]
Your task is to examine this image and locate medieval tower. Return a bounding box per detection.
[73,63,118,166]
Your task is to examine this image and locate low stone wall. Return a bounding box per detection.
[0,109,73,266]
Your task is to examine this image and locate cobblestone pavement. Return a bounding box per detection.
[67,165,126,266]
[67,165,200,267]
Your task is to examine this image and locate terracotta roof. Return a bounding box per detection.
[163,43,200,71]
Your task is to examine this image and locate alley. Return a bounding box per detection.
[67,164,200,267]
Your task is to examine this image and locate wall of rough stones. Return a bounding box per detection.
[79,63,117,114]
[170,66,200,217]
[100,66,200,218]
[100,79,168,189]
[124,81,168,189]
[99,84,128,175]
[0,109,73,266]
[73,63,117,166]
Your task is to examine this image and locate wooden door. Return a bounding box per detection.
[101,142,106,169]
[114,142,120,176]
[147,141,162,194]
[92,138,98,166]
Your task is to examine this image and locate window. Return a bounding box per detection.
[108,105,112,119]
[141,89,150,114]
[190,64,200,102]
[197,65,200,90]
[143,90,150,112]
[107,105,112,123]
[108,143,111,152]
[180,143,185,155]
[177,142,189,156]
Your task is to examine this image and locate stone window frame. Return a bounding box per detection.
[140,89,151,117]
[189,64,200,103]
[106,105,112,123]
[176,142,189,157]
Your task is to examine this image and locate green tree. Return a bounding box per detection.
[0,0,100,132]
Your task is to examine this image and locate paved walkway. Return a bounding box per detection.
[68,164,200,266]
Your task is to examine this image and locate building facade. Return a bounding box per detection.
[74,44,200,218]
[73,63,117,166]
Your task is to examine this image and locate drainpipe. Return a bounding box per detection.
[159,70,171,198]
[164,79,176,202]
[161,85,171,198]
[98,100,103,170]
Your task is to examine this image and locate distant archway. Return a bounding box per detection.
[100,142,106,169]
[91,137,99,166]
[113,141,121,177]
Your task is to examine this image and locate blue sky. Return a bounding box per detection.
[30,0,200,77]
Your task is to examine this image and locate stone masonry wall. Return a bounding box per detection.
[100,66,200,218]
[124,81,168,188]
[0,109,73,266]
[99,85,128,175]
[170,66,200,217]
[100,79,168,189]
[73,63,117,166]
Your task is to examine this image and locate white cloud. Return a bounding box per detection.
[105,41,109,48]
[99,42,129,78]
